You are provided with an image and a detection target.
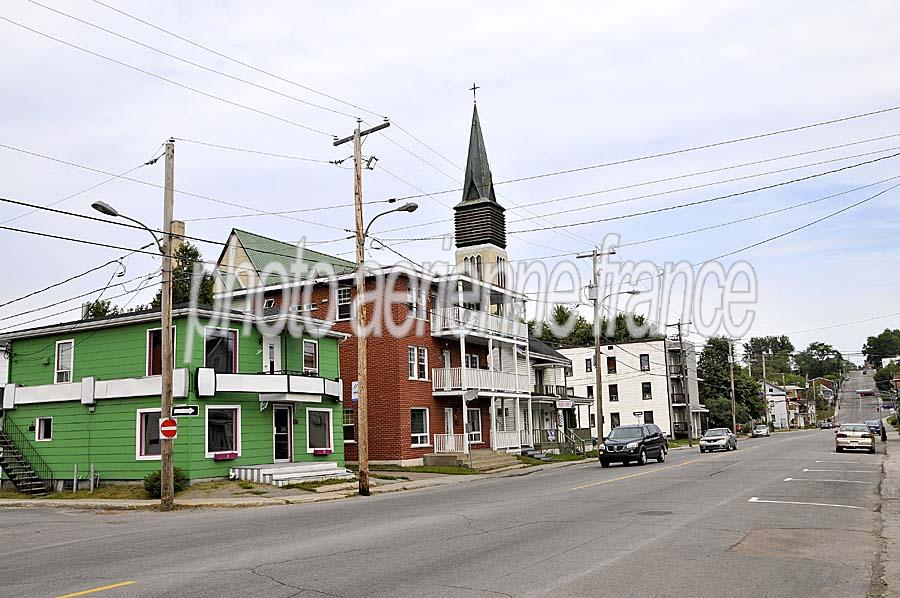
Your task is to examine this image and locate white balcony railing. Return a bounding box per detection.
[431,306,526,339]
[434,433,467,453]
[432,367,530,394]
[494,430,521,450]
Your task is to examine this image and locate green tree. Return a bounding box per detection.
[743,335,794,374]
[529,305,661,347]
[875,363,900,392]
[150,242,215,309]
[82,299,120,320]
[794,341,843,379]
[862,329,900,368]
[698,336,762,429]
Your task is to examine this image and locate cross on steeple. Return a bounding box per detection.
[469,82,479,103]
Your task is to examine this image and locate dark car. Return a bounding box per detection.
[600,424,667,468]
[865,420,883,435]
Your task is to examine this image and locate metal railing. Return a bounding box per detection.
[532,385,567,397]
[671,392,686,404]
[2,417,53,484]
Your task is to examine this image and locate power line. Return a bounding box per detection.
[0,16,336,138]
[172,138,334,163]
[0,257,126,309]
[509,150,900,234]
[90,0,386,120]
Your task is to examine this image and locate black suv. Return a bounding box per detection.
[600,424,667,467]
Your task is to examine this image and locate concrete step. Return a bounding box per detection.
[230,462,353,486]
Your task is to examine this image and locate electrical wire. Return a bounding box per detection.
[172,138,333,163]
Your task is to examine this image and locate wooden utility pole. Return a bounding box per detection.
[729,341,737,434]
[160,138,175,511]
[590,249,604,444]
[334,119,390,496]
[762,352,770,429]
[676,321,694,447]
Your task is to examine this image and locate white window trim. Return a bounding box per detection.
[408,346,428,381]
[203,326,239,372]
[145,326,177,377]
[204,405,242,458]
[54,339,74,384]
[263,297,276,309]
[411,407,430,447]
[306,407,334,453]
[135,408,162,461]
[35,417,52,442]
[467,407,483,444]
[302,339,319,374]
[406,288,427,320]
[343,407,356,444]
[336,287,352,321]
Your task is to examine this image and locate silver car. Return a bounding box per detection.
[700,428,737,453]
[835,423,876,454]
[751,425,770,438]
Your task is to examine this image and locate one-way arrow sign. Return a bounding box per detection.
[172,405,199,417]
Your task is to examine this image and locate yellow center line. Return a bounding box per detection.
[56,580,137,598]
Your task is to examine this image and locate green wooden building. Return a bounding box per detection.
[0,307,349,492]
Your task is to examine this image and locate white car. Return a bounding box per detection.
[751,425,770,438]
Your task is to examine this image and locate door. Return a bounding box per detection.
[444,407,454,435]
[467,408,482,443]
[274,405,292,462]
[263,336,282,374]
[442,350,451,369]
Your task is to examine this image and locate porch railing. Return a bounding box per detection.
[430,306,527,339]
[532,385,567,397]
[520,429,532,447]
[434,433,467,453]
[432,367,530,394]
[671,392,686,404]
[494,430,521,450]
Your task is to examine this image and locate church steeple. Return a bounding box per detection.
[454,105,507,251]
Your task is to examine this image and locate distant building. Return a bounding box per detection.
[764,382,789,429]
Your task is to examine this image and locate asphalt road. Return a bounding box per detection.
[0,379,886,598]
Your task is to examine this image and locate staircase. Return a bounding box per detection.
[519,447,552,462]
[424,449,521,472]
[230,462,354,487]
[0,419,52,496]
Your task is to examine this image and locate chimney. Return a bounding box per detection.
[171,220,185,255]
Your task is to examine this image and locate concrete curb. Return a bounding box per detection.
[878,418,900,597]
[0,457,594,510]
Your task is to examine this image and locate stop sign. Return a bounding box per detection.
[159,417,178,440]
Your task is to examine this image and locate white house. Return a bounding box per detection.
[560,338,705,439]
[764,382,789,429]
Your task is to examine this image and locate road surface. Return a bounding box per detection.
[0,376,886,597]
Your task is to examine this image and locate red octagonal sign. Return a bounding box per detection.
[159,417,178,440]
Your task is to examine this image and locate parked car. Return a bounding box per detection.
[600,424,667,467]
[751,425,770,437]
[865,420,883,435]
[835,423,875,453]
[819,421,833,429]
[699,428,737,453]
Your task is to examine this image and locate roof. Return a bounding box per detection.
[529,336,571,365]
[456,105,498,207]
[231,228,356,286]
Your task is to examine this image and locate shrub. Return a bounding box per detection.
[143,467,188,498]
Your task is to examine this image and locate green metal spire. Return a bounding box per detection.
[459,105,497,205]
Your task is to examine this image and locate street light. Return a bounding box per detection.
[90,140,175,511]
[354,201,418,497]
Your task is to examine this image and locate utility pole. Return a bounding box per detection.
[729,341,737,434]
[590,249,603,445]
[762,352,770,430]
[334,119,390,496]
[676,321,694,447]
[160,138,175,511]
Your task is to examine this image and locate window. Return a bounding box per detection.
[146,328,175,376]
[266,341,277,374]
[205,328,237,374]
[343,408,356,442]
[475,255,483,280]
[640,354,650,371]
[337,286,352,320]
[465,354,480,369]
[406,288,427,320]
[610,412,620,429]
[307,408,333,452]
[411,408,430,446]
[303,340,318,374]
[609,384,619,402]
[35,417,52,442]
[496,257,507,288]
[644,410,654,424]
[408,347,428,380]
[567,387,574,397]
[206,407,240,456]
[55,340,73,383]
[585,358,593,373]
[263,297,276,309]
[642,382,653,400]
[296,303,318,313]
[606,356,617,374]
[587,385,594,399]
[137,410,160,459]
[590,414,596,427]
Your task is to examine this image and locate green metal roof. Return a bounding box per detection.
[232,228,356,286]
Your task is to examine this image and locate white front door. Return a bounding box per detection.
[444,407,454,435]
[263,336,282,374]
[442,350,451,368]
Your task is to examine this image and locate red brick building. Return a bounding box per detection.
[215,107,590,464]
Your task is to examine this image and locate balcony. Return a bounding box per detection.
[671,392,686,404]
[532,384,568,398]
[430,306,526,339]
[432,367,530,394]
[668,364,685,376]
[196,369,342,402]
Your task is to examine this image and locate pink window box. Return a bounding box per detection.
[213,451,239,461]
[313,448,333,456]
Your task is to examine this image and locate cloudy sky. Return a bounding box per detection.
[1,1,899,361]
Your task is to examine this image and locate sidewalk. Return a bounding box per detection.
[0,457,592,511]
[879,419,900,596]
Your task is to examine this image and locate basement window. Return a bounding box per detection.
[35,417,52,442]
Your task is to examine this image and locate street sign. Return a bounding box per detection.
[633,411,642,416]
[159,417,177,440]
[351,381,359,403]
[172,405,199,417]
